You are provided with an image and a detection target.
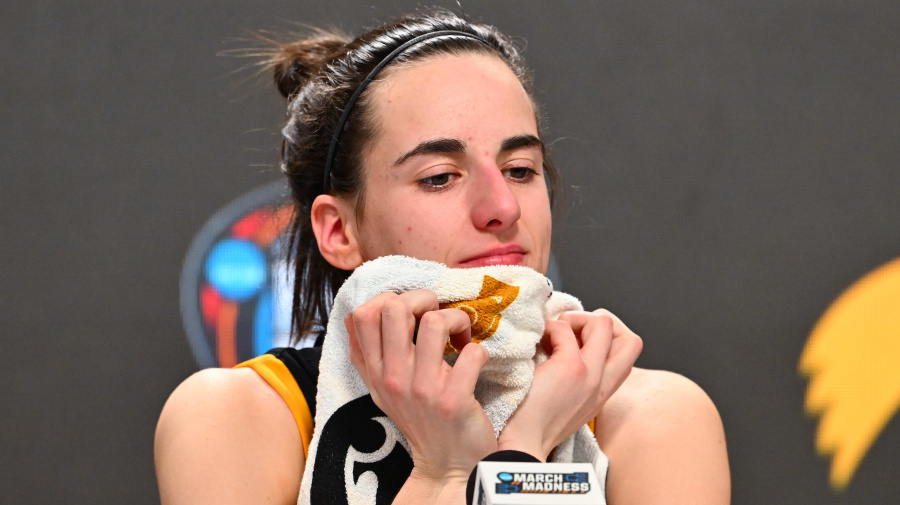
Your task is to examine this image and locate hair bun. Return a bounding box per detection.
[272,34,349,99]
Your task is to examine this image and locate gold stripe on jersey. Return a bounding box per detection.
[236,354,314,457]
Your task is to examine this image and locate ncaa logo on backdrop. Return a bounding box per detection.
[180,181,297,369]
[800,256,900,491]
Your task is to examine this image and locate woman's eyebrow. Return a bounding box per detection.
[500,134,544,153]
[392,135,543,167]
[393,138,466,166]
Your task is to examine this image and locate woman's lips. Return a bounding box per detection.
[457,248,526,268]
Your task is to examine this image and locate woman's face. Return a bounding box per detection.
[347,53,552,273]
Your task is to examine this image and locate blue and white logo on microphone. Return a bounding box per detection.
[495,471,591,494]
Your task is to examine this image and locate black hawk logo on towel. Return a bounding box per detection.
[311,394,413,504]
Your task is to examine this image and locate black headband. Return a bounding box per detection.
[322,30,492,193]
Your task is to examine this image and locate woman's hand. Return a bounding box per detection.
[498,309,643,460]
[345,289,498,486]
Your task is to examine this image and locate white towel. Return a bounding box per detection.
[298,256,608,505]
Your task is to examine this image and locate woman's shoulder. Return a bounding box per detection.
[598,367,725,449]
[155,368,304,504]
[606,367,719,420]
[596,368,731,504]
[156,368,294,437]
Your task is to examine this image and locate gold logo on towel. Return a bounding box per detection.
[440,275,520,354]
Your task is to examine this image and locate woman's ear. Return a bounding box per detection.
[310,194,364,270]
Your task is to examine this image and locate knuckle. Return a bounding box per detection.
[545,319,568,331]
[559,310,587,323]
[458,342,485,363]
[410,382,431,401]
[591,309,617,332]
[435,396,459,417]
[592,311,614,327]
[418,312,446,334]
[470,343,488,361]
[382,295,408,314]
[570,360,589,381]
[630,334,644,353]
[352,303,378,322]
[381,374,405,397]
[412,289,439,305]
[445,307,469,327]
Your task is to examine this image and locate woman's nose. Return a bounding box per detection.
[470,166,521,231]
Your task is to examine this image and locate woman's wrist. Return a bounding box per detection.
[496,426,549,462]
[393,468,470,505]
[495,440,547,462]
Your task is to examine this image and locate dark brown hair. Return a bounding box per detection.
[268,10,558,342]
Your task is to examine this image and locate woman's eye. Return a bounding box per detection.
[506,166,537,181]
[419,173,456,189]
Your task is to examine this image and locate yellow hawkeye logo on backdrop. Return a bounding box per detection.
[800,256,900,490]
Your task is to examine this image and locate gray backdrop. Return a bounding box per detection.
[2,1,898,503]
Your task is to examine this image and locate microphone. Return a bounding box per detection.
[467,452,603,505]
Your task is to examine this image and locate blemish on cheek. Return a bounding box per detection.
[407,227,412,232]
[398,240,402,245]
[483,150,489,156]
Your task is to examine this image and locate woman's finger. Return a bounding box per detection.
[555,311,591,345]
[541,320,580,356]
[413,308,472,383]
[594,308,643,376]
[396,289,441,316]
[598,330,643,397]
[345,313,371,385]
[380,290,442,377]
[380,294,416,378]
[447,312,474,354]
[591,309,643,410]
[350,292,397,376]
[597,308,636,337]
[557,311,614,372]
[448,340,490,394]
[349,290,441,377]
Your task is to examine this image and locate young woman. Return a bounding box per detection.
[155,11,730,505]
